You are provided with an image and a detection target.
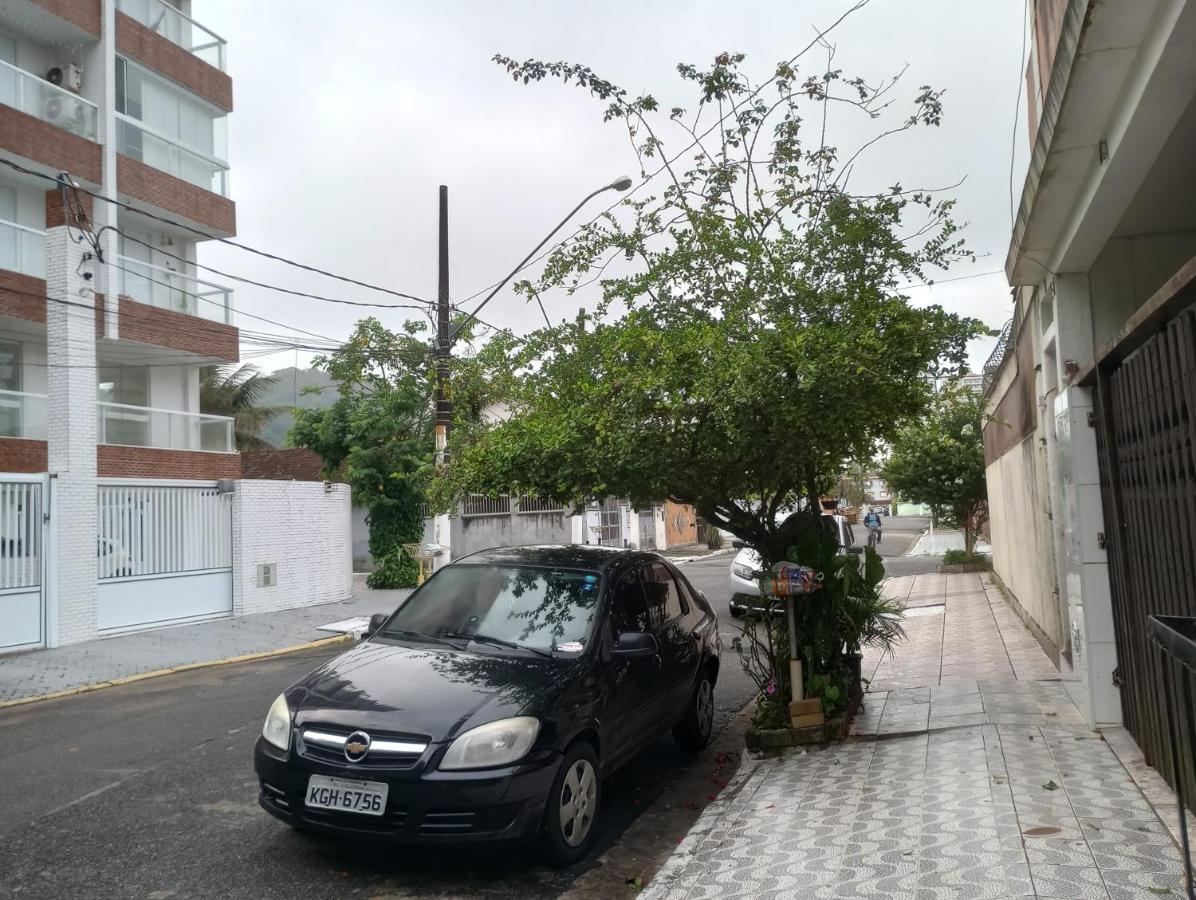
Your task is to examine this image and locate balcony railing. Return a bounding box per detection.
[116,0,227,71]
[98,401,234,453]
[0,390,47,441]
[0,218,45,279]
[116,115,229,196]
[0,58,98,141]
[117,255,232,324]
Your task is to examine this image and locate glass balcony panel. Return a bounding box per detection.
[0,390,48,440]
[116,0,227,71]
[0,59,98,141]
[97,402,235,452]
[0,219,45,278]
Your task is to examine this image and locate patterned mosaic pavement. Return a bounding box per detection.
[644,574,1192,899]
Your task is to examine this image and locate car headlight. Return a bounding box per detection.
[440,716,540,771]
[261,693,291,752]
[732,563,755,580]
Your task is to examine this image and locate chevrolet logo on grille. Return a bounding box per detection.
[343,731,371,762]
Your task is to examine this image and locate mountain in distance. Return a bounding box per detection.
[257,366,336,448]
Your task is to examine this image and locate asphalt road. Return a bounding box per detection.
[0,553,755,900]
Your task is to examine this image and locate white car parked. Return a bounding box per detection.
[727,514,857,617]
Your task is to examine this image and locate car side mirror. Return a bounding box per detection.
[731,540,745,549]
[612,631,658,660]
[366,613,388,637]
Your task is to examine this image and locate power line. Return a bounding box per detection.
[110,230,434,313]
[0,156,434,307]
[106,259,342,343]
[895,268,1006,290]
[1010,0,1030,229]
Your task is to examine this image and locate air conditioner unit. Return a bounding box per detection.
[45,64,83,93]
[43,95,88,130]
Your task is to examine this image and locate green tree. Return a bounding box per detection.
[433,50,986,567]
[292,317,503,588]
[884,383,988,554]
[200,364,280,451]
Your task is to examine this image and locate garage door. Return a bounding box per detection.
[96,481,232,633]
[0,475,45,652]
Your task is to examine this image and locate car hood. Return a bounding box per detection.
[290,638,583,741]
[733,546,762,568]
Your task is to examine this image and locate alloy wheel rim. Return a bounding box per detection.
[697,679,713,736]
[559,759,597,847]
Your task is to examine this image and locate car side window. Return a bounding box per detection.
[609,567,651,636]
[643,563,687,630]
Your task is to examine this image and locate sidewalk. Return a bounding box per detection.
[644,572,1192,900]
[0,578,411,705]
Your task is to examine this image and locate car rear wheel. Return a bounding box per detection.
[674,671,715,752]
[542,742,601,866]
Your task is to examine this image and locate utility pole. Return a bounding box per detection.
[435,185,451,467]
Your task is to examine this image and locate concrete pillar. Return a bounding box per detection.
[43,223,99,647]
[1052,273,1121,727]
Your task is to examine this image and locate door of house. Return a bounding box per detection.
[96,480,233,633]
[638,508,656,550]
[1093,304,1196,815]
[0,474,46,652]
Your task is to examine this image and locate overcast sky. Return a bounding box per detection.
[193,0,1029,376]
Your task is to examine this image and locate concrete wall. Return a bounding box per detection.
[451,510,573,560]
[232,479,352,616]
[986,433,1063,659]
[1089,232,1196,353]
[351,503,370,570]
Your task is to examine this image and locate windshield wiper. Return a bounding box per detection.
[439,631,553,658]
[381,628,464,648]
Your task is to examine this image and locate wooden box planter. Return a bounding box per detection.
[745,684,862,754]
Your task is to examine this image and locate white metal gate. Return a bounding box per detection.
[0,474,45,651]
[96,480,232,633]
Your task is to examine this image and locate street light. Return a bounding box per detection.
[451,174,634,340]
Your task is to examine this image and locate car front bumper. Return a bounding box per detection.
[255,736,560,845]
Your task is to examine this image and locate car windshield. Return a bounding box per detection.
[380,564,602,653]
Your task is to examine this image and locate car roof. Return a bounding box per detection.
[454,544,659,573]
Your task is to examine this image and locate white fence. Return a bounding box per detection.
[0,479,41,591]
[0,475,44,650]
[97,482,231,579]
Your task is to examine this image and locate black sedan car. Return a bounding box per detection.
[255,545,721,864]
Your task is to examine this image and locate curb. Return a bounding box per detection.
[0,633,353,711]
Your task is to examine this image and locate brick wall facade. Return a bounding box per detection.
[0,106,102,185]
[241,448,325,481]
[0,270,48,324]
[31,0,100,37]
[45,187,94,229]
[116,12,233,111]
[0,438,49,473]
[117,295,239,361]
[117,154,236,236]
[232,480,353,616]
[98,445,242,479]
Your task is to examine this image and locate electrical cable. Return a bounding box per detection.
[109,230,434,312]
[1010,0,1030,229]
[106,259,342,343]
[0,156,434,307]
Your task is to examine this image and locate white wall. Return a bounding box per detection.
[986,435,1063,656]
[232,480,352,616]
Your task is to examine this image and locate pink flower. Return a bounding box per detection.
[765,679,777,695]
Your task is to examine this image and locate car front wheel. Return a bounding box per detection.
[674,671,715,752]
[542,742,601,866]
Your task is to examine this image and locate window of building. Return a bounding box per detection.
[97,366,150,446]
[98,366,149,406]
[115,57,227,161]
[0,340,21,438]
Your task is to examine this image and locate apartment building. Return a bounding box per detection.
[0,0,351,653]
[984,0,1196,799]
